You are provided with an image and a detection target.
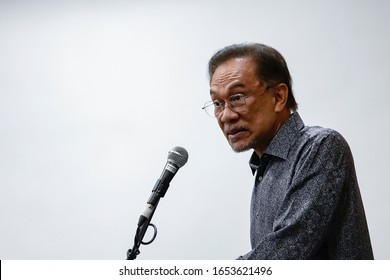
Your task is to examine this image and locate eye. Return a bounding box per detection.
[229,94,245,103]
[213,100,224,108]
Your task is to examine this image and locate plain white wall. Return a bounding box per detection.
[0,0,389,259]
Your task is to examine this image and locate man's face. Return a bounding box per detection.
[210,57,280,154]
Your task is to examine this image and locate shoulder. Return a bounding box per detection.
[295,125,354,171]
[300,125,349,150]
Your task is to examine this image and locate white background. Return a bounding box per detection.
[0,0,389,260]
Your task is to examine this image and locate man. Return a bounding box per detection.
[203,43,373,259]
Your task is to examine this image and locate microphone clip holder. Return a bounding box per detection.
[126,201,159,260]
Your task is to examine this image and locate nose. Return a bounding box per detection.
[219,105,239,123]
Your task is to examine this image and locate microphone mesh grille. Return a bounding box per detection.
[167,146,189,168]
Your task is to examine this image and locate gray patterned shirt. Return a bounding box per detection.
[238,112,373,259]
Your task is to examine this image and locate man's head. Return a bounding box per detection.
[208,43,297,111]
[206,43,297,155]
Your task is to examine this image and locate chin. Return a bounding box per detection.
[230,143,252,153]
[229,139,257,153]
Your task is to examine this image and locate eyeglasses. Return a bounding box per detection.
[202,86,272,118]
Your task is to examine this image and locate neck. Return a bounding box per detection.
[254,109,292,157]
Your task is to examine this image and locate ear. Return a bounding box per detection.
[273,83,288,113]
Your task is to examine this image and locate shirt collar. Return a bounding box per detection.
[249,152,261,175]
[249,112,304,175]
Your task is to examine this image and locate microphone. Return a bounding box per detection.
[137,146,188,227]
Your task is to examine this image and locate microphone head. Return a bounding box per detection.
[167,146,188,168]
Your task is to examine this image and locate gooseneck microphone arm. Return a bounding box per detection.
[126,146,188,260]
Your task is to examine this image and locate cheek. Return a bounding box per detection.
[217,119,231,140]
[217,118,224,131]
[245,110,275,137]
[249,99,276,124]
[245,110,265,126]
[250,94,275,113]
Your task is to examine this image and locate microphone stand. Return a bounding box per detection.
[126,200,159,260]
[126,146,188,260]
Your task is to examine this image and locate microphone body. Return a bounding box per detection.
[137,147,188,226]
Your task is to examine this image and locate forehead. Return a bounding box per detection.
[210,57,260,94]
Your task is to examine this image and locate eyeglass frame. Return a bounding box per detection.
[202,85,275,118]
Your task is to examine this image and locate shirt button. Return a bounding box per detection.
[258,176,263,181]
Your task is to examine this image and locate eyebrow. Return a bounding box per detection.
[210,81,247,96]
